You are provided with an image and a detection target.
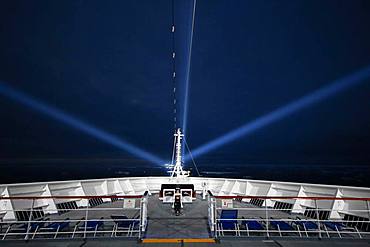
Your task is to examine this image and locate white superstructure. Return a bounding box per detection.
[1,176,370,221]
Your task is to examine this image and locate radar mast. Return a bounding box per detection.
[170,128,189,178]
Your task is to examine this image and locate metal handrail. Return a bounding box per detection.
[0,195,143,200]
[211,195,370,239]
[0,194,147,241]
[214,195,370,201]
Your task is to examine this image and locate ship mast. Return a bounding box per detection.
[171,128,189,178]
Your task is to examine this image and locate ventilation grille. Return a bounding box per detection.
[111,197,120,202]
[56,201,78,215]
[15,206,44,221]
[273,201,293,213]
[304,207,329,220]
[250,198,264,207]
[89,198,104,207]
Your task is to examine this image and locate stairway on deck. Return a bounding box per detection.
[144,194,210,238]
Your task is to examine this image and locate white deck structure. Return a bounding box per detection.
[1,176,370,221]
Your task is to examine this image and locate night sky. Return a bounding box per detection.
[0,0,370,186]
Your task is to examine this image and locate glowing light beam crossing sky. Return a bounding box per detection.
[0,81,164,165]
[182,0,197,137]
[185,65,370,161]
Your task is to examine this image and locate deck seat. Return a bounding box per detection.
[24,221,45,232]
[32,218,70,239]
[220,210,238,229]
[324,221,345,231]
[111,215,134,228]
[13,219,47,233]
[294,216,318,230]
[82,219,104,231]
[322,221,361,238]
[111,214,139,237]
[72,217,104,238]
[219,210,238,235]
[270,220,294,231]
[1,219,47,240]
[45,220,70,231]
[242,220,264,231]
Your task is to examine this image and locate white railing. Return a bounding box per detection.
[139,191,149,239]
[207,191,216,234]
[0,194,148,241]
[210,195,370,239]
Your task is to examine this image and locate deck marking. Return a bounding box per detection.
[142,238,216,243]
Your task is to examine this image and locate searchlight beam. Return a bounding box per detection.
[0,81,164,165]
[185,66,370,161]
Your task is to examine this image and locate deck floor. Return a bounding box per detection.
[1,239,369,247]
[145,194,210,238]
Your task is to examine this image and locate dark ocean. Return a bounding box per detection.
[1,160,369,188]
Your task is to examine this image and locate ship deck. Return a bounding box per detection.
[1,193,369,246]
[1,238,370,246]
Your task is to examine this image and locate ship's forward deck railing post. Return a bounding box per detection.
[209,195,370,240]
[207,191,217,237]
[314,199,322,238]
[83,199,88,239]
[265,199,269,238]
[139,191,149,239]
[24,198,35,240]
[367,200,370,222]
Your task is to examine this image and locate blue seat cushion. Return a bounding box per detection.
[324,222,345,231]
[117,219,137,228]
[85,220,103,229]
[111,215,137,228]
[270,220,293,231]
[220,210,238,219]
[220,209,238,230]
[220,210,238,230]
[243,220,264,230]
[21,222,44,232]
[296,221,318,230]
[47,221,69,231]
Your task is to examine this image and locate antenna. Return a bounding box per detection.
[170,128,189,178]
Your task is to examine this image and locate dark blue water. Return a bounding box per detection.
[1,159,369,187]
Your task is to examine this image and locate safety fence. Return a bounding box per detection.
[0,194,148,240]
[209,195,370,239]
